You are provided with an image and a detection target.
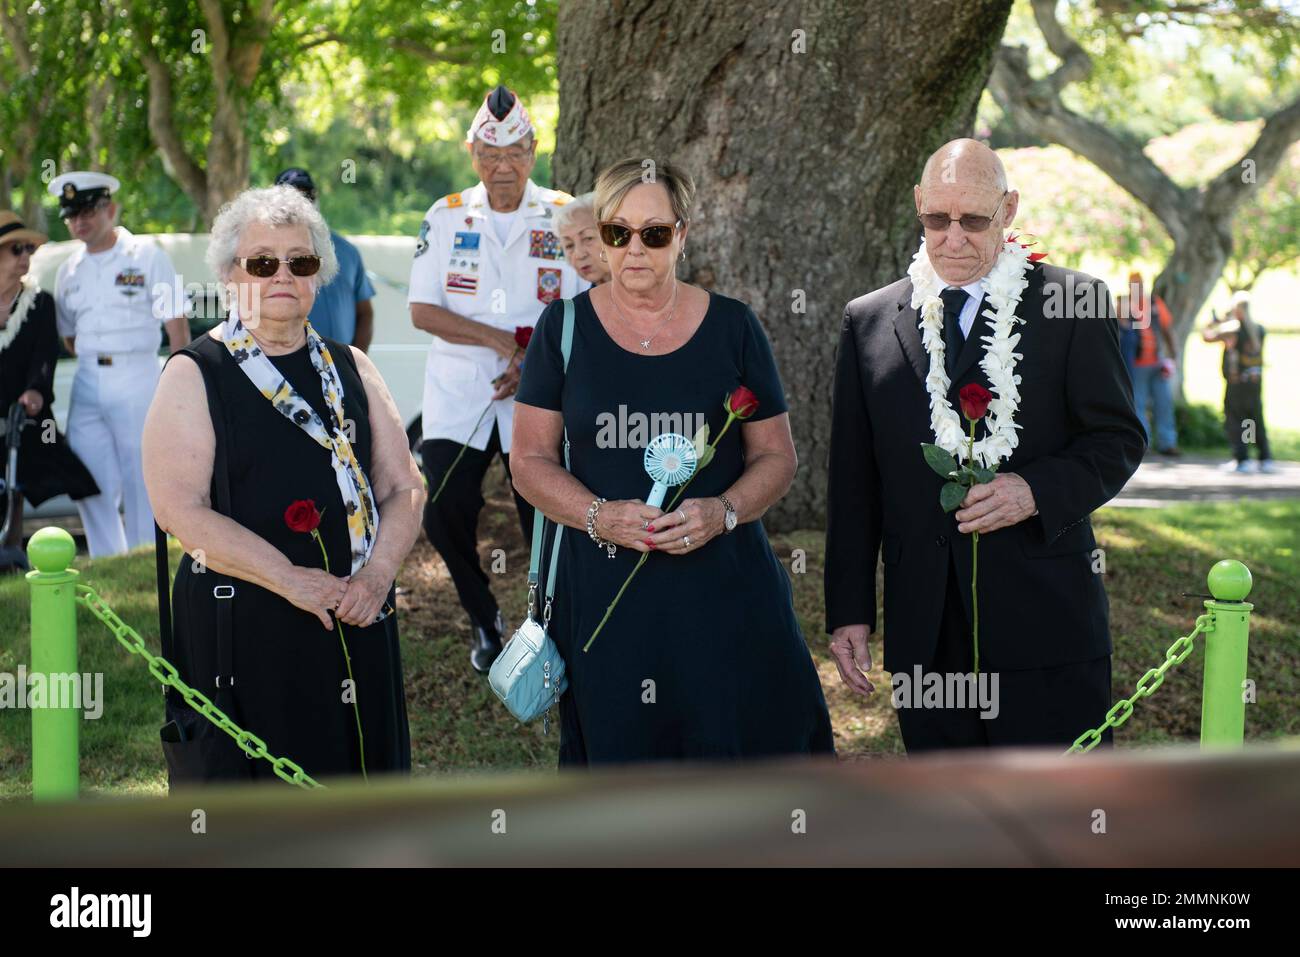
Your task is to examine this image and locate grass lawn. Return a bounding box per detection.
[2,479,1296,800]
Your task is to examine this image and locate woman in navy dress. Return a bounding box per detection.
[512,159,833,764]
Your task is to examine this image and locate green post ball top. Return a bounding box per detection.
[26,526,76,574]
[1207,559,1252,602]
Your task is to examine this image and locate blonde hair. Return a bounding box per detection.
[594,158,695,225]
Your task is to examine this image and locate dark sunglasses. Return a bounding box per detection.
[598,220,681,249]
[917,191,1008,233]
[234,255,321,278]
[6,243,37,256]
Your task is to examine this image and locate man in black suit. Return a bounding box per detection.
[824,139,1146,752]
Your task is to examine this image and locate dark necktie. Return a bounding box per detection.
[940,287,968,380]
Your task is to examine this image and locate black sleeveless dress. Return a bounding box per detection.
[165,333,410,782]
[516,290,834,765]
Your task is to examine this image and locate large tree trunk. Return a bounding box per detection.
[556,0,1013,531]
[1153,215,1234,397]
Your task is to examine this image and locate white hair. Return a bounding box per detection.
[206,184,339,288]
[553,191,597,235]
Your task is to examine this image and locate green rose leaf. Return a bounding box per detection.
[973,467,996,484]
[940,481,967,513]
[921,443,960,480]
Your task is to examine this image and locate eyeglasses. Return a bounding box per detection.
[5,243,37,257]
[918,191,1008,233]
[234,255,321,278]
[473,147,533,168]
[598,220,681,249]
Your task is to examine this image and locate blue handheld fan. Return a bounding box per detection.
[643,432,698,508]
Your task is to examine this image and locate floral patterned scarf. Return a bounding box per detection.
[219,308,383,589]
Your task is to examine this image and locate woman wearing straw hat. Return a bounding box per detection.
[0,211,99,556]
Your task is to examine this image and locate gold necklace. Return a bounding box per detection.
[609,281,677,350]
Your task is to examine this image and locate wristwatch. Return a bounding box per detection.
[718,494,737,534]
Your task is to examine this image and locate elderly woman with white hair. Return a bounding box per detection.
[142,185,425,785]
[552,192,610,286]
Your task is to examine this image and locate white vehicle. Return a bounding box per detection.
[25,233,427,518]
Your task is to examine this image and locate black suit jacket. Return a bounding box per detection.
[824,261,1146,672]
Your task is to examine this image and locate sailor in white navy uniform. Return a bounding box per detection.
[50,171,190,557]
[409,85,587,672]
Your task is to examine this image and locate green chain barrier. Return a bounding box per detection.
[1066,559,1253,755]
[74,585,323,790]
[26,527,322,796]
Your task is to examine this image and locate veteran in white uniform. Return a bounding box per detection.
[408,85,587,672]
[50,172,190,557]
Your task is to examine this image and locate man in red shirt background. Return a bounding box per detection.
[1125,271,1180,456]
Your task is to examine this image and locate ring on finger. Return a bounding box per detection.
[683,534,692,547]
[678,510,686,522]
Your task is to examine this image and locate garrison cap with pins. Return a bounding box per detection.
[47,171,121,219]
[465,84,534,146]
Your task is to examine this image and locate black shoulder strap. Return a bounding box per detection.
[154,341,235,691]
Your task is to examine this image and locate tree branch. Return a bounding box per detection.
[0,3,34,76]
[988,1,1193,243]
[1203,93,1300,217]
[1030,0,1091,92]
[128,10,208,210]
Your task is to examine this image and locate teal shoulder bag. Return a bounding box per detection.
[488,298,575,731]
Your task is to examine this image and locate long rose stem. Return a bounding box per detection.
[428,347,519,506]
[314,530,368,781]
[583,411,740,652]
[966,419,980,678]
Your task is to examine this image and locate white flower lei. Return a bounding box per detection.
[908,237,1032,469]
[0,276,39,353]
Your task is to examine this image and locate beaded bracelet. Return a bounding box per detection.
[586,497,617,558]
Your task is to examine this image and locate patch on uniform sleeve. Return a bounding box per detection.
[536,267,561,305]
[446,272,479,295]
[443,192,463,208]
[529,229,561,260]
[415,219,430,257]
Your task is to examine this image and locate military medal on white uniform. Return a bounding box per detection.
[49,170,187,557]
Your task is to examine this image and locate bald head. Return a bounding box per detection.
[919,138,1007,195]
[914,138,1018,286]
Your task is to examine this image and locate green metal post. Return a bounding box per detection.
[1200,559,1253,748]
[25,526,80,800]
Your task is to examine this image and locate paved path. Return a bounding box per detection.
[1112,454,1300,507]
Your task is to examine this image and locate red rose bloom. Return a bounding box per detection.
[958,383,993,421]
[284,499,322,533]
[514,325,534,350]
[725,386,760,419]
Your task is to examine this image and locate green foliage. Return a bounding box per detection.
[1,0,560,230]
[1176,400,1230,448]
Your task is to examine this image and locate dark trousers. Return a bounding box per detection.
[895,551,1114,753]
[1225,380,1271,461]
[419,423,534,630]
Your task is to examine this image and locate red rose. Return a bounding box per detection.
[958,383,993,421]
[514,325,534,350]
[284,499,322,533]
[725,386,760,420]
